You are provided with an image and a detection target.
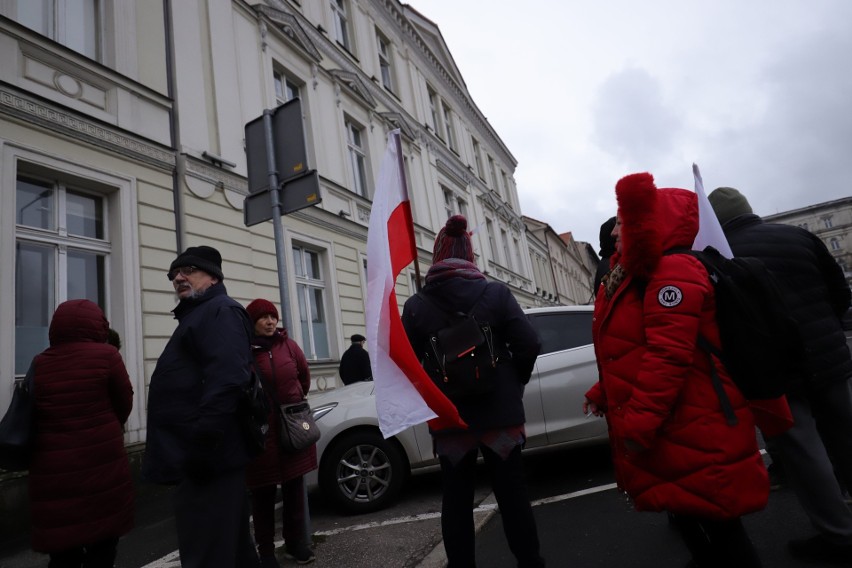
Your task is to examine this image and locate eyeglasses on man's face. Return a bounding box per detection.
[167,266,198,281]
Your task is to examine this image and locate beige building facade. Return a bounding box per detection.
[0,1,596,444]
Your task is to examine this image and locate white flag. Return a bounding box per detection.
[692,163,734,258]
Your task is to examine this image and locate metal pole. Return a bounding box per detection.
[262,110,293,332]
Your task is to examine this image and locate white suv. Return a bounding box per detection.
[307,305,607,514]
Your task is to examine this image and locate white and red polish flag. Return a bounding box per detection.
[692,163,734,259]
[365,130,466,438]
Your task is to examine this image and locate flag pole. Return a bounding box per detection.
[392,130,422,292]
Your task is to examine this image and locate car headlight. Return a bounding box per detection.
[312,402,338,421]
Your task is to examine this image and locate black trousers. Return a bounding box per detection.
[439,444,544,568]
[174,469,259,568]
[673,514,762,568]
[47,537,118,568]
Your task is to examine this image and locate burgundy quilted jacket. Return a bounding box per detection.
[246,329,317,489]
[586,174,768,520]
[28,299,134,552]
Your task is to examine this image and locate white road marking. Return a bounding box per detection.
[138,481,620,565]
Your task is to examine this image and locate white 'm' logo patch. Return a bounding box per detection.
[658,285,683,307]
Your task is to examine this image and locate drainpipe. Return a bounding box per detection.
[164,0,185,252]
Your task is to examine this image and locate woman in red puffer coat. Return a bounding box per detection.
[584,173,768,568]
[245,299,317,567]
[28,299,134,567]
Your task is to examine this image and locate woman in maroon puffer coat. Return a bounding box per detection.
[28,299,134,567]
[584,173,768,568]
[245,299,317,567]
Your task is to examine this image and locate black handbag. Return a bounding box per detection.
[277,400,321,453]
[256,352,320,453]
[0,360,36,471]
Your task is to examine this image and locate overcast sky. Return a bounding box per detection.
[415,1,852,248]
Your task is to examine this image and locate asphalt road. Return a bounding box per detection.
[0,444,836,568]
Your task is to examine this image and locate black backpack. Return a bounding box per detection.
[668,246,804,425]
[416,292,499,401]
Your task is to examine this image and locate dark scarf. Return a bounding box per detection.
[424,258,486,285]
[251,328,287,351]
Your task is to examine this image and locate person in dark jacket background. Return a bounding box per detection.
[244,299,317,567]
[142,245,259,568]
[338,333,372,385]
[709,187,852,565]
[593,216,617,293]
[28,299,134,568]
[402,215,544,568]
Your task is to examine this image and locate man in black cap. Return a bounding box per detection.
[143,245,259,568]
[338,333,372,385]
[709,187,852,565]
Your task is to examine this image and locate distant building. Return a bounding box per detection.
[764,196,852,285]
[522,216,595,306]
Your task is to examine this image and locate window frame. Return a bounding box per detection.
[11,168,116,376]
[6,0,102,61]
[292,244,331,361]
[376,29,395,93]
[330,0,353,53]
[344,117,369,198]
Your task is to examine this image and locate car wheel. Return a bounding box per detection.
[319,429,408,514]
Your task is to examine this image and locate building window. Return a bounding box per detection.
[485,218,497,261]
[345,118,368,197]
[501,228,511,269]
[442,104,457,151]
[273,68,300,104]
[471,137,485,180]
[427,86,442,137]
[15,174,109,373]
[823,217,833,229]
[292,245,330,360]
[9,0,100,60]
[487,155,499,192]
[442,187,454,220]
[456,197,468,218]
[376,30,395,92]
[331,0,352,52]
[830,238,841,251]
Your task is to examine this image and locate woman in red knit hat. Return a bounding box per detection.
[244,299,316,566]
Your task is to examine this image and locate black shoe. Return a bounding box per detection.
[283,545,316,565]
[788,535,852,565]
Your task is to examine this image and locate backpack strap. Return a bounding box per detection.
[697,336,738,426]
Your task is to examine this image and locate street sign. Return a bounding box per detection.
[245,97,308,194]
[244,170,322,227]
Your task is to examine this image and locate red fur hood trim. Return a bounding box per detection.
[614,172,699,279]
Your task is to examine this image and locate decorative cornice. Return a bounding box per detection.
[254,5,322,62]
[378,111,416,140]
[436,158,469,188]
[329,69,377,108]
[0,87,174,170]
[478,190,524,231]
